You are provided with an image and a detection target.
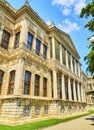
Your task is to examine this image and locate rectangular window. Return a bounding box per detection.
[24,71,31,95]
[8,70,15,94]
[55,40,60,60]
[43,77,47,97]
[44,106,48,114]
[36,38,41,55]
[34,74,40,96]
[27,32,33,50]
[23,105,31,116]
[35,106,41,115]
[43,44,47,59]
[0,70,4,94]
[62,46,66,65]
[14,32,20,49]
[1,30,10,49]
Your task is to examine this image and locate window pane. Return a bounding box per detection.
[43,77,47,97]
[0,70,4,94]
[43,44,47,59]
[8,70,15,94]
[36,39,41,55]
[24,71,31,95]
[27,32,33,50]
[1,30,10,49]
[34,74,40,96]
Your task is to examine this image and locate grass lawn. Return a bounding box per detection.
[0,110,94,130]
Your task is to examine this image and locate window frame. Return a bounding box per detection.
[27,32,33,50]
[34,74,40,96]
[36,38,41,55]
[24,71,31,95]
[1,30,10,50]
[8,70,15,95]
[0,70,4,94]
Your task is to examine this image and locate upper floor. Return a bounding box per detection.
[0,0,81,78]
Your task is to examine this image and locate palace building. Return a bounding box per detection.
[0,0,93,125]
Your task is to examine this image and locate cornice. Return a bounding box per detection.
[49,27,80,61]
[16,5,49,33]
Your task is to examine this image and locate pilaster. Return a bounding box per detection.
[68,77,72,101]
[60,44,62,64]
[52,69,57,98]
[0,25,4,46]
[73,80,77,101]
[61,74,66,100]
[52,36,55,59]
[65,50,68,68]
[14,57,24,95]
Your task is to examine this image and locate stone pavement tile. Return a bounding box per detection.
[41,114,94,130]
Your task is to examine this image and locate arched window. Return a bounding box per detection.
[24,71,31,95]
[0,70,4,94]
[8,70,15,94]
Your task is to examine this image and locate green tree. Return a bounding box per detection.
[80,0,94,74]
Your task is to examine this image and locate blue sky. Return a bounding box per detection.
[7,0,93,73]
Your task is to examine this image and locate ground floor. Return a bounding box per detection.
[0,97,88,125]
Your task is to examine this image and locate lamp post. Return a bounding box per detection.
[89,35,94,44]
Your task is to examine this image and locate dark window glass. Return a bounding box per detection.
[43,44,47,59]
[14,32,20,49]
[24,71,31,95]
[43,77,47,97]
[1,30,10,49]
[36,39,41,55]
[65,76,69,100]
[23,105,31,116]
[8,70,15,94]
[27,32,33,50]
[34,74,40,96]
[0,70,4,94]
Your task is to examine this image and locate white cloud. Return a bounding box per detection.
[61,7,71,16]
[74,0,86,15]
[58,19,80,33]
[52,0,86,15]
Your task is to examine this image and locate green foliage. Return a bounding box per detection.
[80,0,94,74]
[84,44,94,74]
[80,0,94,31]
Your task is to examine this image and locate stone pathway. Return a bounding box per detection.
[41,114,94,130]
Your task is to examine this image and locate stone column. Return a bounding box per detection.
[61,74,66,100]
[52,36,55,58]
[70,55,73,72]
[8,31,15,50]
[77,83,81,102]
[30,73,35,96]
[60,44,62,64]
[73,80,77,101]
[52,70,57,98]
[78,63,81,77]
[19,19,28,47]
[47,45,50,59]
[65,50,68,68]
[40,75,43,96]
[68,77,72,100]
[32,34,36,53]
[74,59,77,75]
[40,41,43,58]
[0,25,4,46]
[81,85,85,102]
[14,57,24,95]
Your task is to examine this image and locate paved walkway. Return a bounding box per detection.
[41,114,94,130]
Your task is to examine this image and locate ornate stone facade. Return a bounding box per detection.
[0,0,93,125]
